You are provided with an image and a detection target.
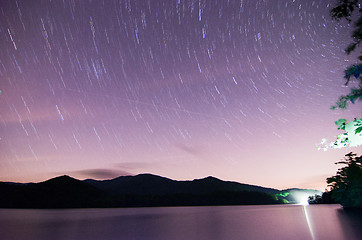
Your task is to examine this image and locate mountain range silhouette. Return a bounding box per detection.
[0,174,321,208]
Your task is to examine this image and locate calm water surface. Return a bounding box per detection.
[0,204,361,240]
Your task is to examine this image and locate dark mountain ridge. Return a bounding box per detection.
[84,173,280,196]
[0,175,114,208]
[0,174,321,208]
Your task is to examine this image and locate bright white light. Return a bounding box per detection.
[300,197,309,206]
[294,192,310,205]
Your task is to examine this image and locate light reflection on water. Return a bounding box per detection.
[303,205,315,240]
[0,204,360,240]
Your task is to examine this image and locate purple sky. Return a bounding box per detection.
[0,0,361,190]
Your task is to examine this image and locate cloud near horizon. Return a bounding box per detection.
[71,168,132,179]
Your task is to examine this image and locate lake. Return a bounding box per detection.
[0,204,361,240]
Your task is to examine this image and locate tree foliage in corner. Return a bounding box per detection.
[315,1,362,210]
[321,0,362,149]
[319,113,362,150]
[326,152,362,208]
[330,0,361,57]
[330,0,362,110]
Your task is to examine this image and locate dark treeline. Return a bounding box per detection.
[0,176,283,208]
[308,191,338,205]
[115,191,283,208]
[309,152,362,208]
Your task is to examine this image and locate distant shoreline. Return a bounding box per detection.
[0,174,322,209]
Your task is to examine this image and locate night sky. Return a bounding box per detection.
[1,0,361,190]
